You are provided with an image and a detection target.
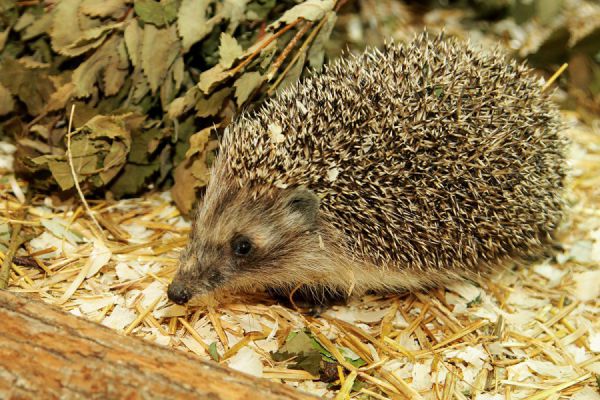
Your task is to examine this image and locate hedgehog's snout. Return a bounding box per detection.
[169,254,229,304]
[167,280,192,305]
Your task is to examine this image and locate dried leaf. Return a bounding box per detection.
[33,115,132,191]
[20,12,52,41]
[46,82,75,112]
[72,35,122,98]
[171,129,218,212]
[272,0,334,27]
[307,11,337,71]
[109,163,160,197]
[124,21,143,68]
[0,83,14,116]
[234,71,264,105]
[134,0,178,27]
[0,27,9,52]
[129,127,167,164]
[195,87,232,118]
[221,0,247,32]
[14,11,35,33]
[177,0,217,51]
[171,160,200,212]
[41,218,84,244]
[278,50,306,92]
[50,0,119,56]
[103,39,130,96]
[198,64,232,94]
[568,1,600,47]
[130,69,151,104]
[219,32,244,68]
[0,58,56,115]
[168,87,201,119]
[50,0,85,53]
[141,24,181,93]
[184,128,213,159]
[81,0,127,18]
[160,56,185,109]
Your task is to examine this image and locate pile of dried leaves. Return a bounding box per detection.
[0,0,345,212]
[1,2,600,398]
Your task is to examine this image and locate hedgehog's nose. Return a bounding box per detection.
[167,281,192,305]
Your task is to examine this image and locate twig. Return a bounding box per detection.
[268,14,330,95]
[542,63,568,93]
[522,373,591,400]
[230,19,302,77]
[124,296,163,335]
[0,223,23,289]
[65,104,104,237]
[334,370,357,400]
[267,21,313,81]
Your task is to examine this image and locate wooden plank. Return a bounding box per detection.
[0,290,317,400]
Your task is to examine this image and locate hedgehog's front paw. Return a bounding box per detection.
[267,286,348,315]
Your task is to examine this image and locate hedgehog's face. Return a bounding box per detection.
[167,185,320,305]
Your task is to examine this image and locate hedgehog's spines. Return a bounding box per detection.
[218,31,564,279]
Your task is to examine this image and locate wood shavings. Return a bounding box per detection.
[102,304,137,330]
[572,271,600,302]
[227,347,264,377]
[2,115,598,399]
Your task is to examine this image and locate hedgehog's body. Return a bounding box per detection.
[168,33,565,305]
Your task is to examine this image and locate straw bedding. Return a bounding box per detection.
[0,114,598,399]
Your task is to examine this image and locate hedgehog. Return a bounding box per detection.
[167,32,565,306]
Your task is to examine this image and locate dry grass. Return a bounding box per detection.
[0,114,599,399]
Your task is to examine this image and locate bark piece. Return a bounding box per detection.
[0,291,317,400]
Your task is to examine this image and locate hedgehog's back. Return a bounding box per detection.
[223,32,566,275]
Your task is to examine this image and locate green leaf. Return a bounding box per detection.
[347,357,366,368]
[208,341,220,361]
[294,351,321,376]
[309,335,334,361]
[271,330,323,376]
[281,330,314,354]
[467,294,483,307]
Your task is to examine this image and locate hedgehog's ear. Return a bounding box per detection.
[286,187,320,229]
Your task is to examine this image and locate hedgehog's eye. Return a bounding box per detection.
[231,235,253,256]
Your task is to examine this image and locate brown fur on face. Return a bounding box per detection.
[170,167,352,302]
